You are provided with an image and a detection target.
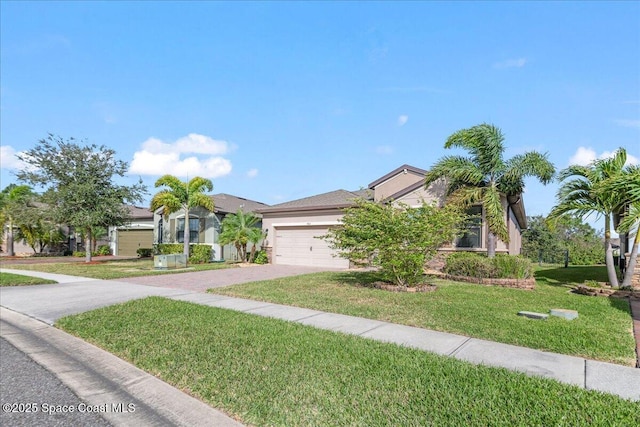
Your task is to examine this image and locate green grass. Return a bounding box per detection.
[210,265,636,365]
[0,272,57,286]
[57,297,640,426]
[0,258,235,280]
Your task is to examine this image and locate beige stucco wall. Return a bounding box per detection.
[373,170,424,201]
[393,181,448,207]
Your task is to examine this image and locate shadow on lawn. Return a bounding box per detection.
[332,270,383,286]
[534,265,610,287]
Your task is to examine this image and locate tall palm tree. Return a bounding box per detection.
[607,164,639,288]
[424,123,555,257]
[218,209,264,262]
[150,175,215,258]
[0,184,35,256]
[548,148,629,288]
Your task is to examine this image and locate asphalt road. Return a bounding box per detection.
[0,338,111,427]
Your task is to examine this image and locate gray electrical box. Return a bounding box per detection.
[154,254,187,269]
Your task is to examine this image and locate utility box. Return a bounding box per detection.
[154,254,187,270]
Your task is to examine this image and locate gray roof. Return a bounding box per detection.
[210,193,269,214]
[257,189,372,213]
[126,205,154,219]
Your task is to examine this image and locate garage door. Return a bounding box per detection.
[274,226,349,269]
[117,229,154,257]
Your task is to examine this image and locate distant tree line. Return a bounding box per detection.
[521,215,604,265]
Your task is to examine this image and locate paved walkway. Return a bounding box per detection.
[1,267,639,411]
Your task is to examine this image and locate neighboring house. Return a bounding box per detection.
[153,193,269,261]
[258,164,527,269]
[108,206,155,256]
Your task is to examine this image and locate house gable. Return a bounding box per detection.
[368,164,427,202]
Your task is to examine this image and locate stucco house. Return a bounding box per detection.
[153,193,269,261]
[258,164,527,269]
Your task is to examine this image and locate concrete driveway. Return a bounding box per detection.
[0,265,336,324]
[118,264,338,292]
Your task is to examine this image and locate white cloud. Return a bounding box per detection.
[247,168,259,178]
[0,145,29,170]
[569,146,639,166]
[129,134,233,178]
[375,145,394,155]
[397,115,409,127]
[613,119,640,129]
[493,58,527,69]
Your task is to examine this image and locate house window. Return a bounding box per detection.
[456,206,482,249]
[158,218,163,243]
[177,217,199,243]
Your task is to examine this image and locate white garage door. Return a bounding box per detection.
[275,226,349,269]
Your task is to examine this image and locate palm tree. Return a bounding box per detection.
[0,184,35,256]
[424,123,555,257]
[150,175,214,259]
[548,148,630,288]
[607,164,639,288]
[218,209,265,262]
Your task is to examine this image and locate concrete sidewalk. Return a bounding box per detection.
[1,268,639,403]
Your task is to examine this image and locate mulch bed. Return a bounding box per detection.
[573,284,640,300]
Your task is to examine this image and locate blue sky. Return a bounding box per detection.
[1,1,638,230]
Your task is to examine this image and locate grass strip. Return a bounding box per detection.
[0,272,57,286]
[57,297,639,426]
[0,258,234,280]
[210,267,635,365]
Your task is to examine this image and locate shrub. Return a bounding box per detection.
[137,248,153,258]
[97,245,111,256]
[325,200,465,287]
[254,250,268,264]
[154,243,183,255]
[492,254,533,279]
[444,252,494,278]
[72,251,86,258]
[444,252,533,279]
[189,245,212,264]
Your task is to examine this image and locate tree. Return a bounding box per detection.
[324,199,465,287]
[0,184,36,256]
[17,135,147,262]
[548,148,630,288]
[150,175,214,259]
[522,215,604,265]
[606,164,640,288]
[218,209,265,262]
[424,124,555,257]
[15,198,66,254]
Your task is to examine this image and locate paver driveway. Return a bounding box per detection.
[115,264,338,292]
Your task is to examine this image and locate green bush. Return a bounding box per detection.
[444,252,533,279]
[97,245,111,256]
[254,250,268,264]
[154,243,183,255]
[492,254,533,279]
[137,248,153,258]
[72,251,86,257]
[153,243,212,264]
[444,252,494,278]
[189,245,212,264]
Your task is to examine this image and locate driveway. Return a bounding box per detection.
[119,264,338,292]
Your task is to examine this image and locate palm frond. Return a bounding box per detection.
[424,156,484,188]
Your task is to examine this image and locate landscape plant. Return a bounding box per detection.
[218,209,265,262]
[150,175,214,261]
[424,123,555,257]
[549,148,635,287]
[16,135,147,263]
[444,252,533,279]
[0,184,36,256]
[324,199,464,287]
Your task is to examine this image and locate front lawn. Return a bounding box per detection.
[57,298,639,426]
[0,258,235,280]
[0,272,57,287]
[210,265,635,365]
